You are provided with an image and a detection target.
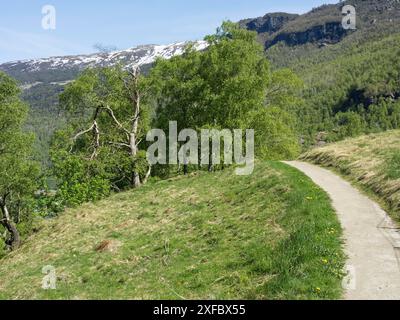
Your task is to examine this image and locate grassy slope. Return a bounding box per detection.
[0,162,344,300]
[301,130,400,220]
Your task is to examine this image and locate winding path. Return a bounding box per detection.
[284,161,400,300]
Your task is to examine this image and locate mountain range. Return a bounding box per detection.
[240,0,400,48]
[1,0,399,164]
[2,0,399,109]
[1,41,208,86]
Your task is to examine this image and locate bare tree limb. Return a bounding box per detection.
[0,198,20,250]
[107,141,131,149]
[90,120,101,160]
[142,164,152,185]
[71,124,95,143]
[103,105,130,135]
[135,139,143,148]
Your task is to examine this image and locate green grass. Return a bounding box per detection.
[385,151,400,180]
[301,130,400,220]
[0,162,345,300]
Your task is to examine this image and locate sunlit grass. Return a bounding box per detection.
[301,129,400,220]
[0,162,344,300]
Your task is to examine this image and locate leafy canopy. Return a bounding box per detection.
[150,21,301,160]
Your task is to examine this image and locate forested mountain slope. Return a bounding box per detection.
[242,0,400,51]
[241,0,400,145]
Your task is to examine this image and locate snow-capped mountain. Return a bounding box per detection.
[0,40,208,165]
[2,41,208,74]
[0,40,209,134]
[0,40,208,86]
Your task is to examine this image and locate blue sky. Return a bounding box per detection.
[0,0,338,63]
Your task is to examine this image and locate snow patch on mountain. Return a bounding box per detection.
[1,41,209,74]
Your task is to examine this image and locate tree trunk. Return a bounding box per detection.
[0,203,20,251]
[132,172,141,188]
[129,68,142,189]
[129,118,141,188]
[208,139,214,172]
[208,148,214,172]
[129,131,141,188]
[142,165,152,185]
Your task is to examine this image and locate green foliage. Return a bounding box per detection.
[329,112,366,141]
[268,30,400,144]
[150,21,301,163]
[51,150,111,207]
[48,22,303,207]
[50,125,113,208]
[51,66,151,207]
[0,71,40,247]
[248,107,300,160]
[0,72,39,198]
[384,151,400,180]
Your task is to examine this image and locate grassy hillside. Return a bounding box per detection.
[0,162,344,300]
[301,130,400,220]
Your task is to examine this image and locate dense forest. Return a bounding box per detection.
[276,32,400,144]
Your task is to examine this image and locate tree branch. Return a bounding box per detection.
[70,123,95,153]
[107,141,131,149]
[142,164,152,185]
[89,120,100,160]
[104,105,130,135]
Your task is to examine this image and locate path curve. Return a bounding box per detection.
[284,161,400,300]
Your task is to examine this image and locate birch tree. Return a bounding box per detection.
[53,65,151,205]
[0,72,39,250]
